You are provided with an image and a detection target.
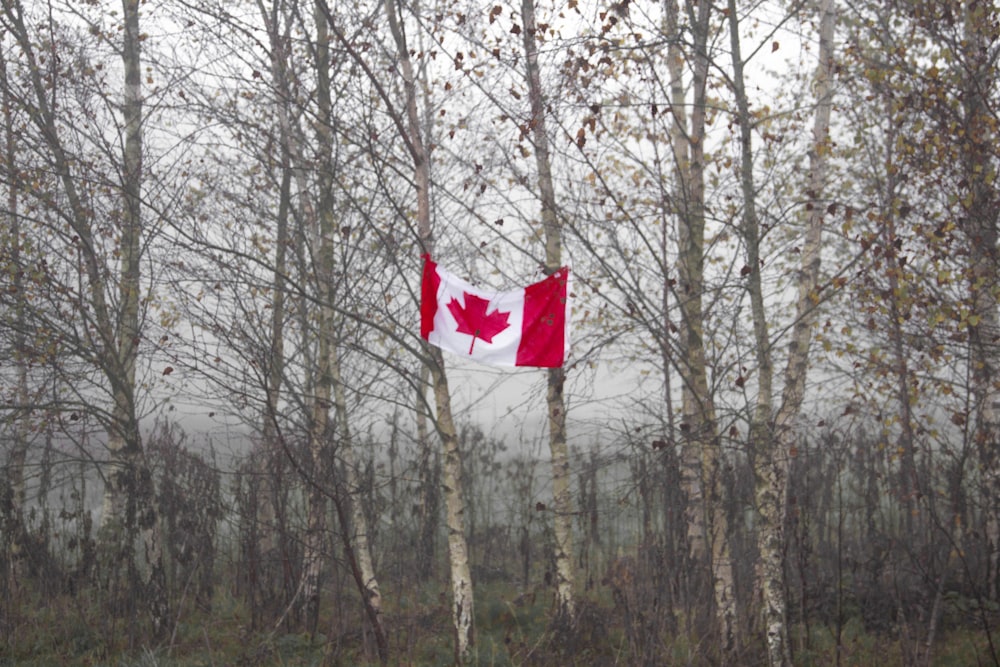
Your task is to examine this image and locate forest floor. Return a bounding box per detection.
[1,582,996,666]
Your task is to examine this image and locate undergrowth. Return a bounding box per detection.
[1,581,996,666]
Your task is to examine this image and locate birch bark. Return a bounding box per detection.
[298,0,336,630]
[0,0,169,633]
[666,0,736,651]
[308,5,387,653]
[381,0,475,659]
[1,0,117,541]
[665,0,706,569]
[103,0,145,539]
[256,0,293,608]
[1,41,29,590]
[126,0,170,633]
[725,0,775,657]
[415,367,441,581]
[520,0,575,628]
[330,343,388,661]
[755,1,837,664]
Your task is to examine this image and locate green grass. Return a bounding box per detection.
[787,618,999,667]
[2,581,998,666]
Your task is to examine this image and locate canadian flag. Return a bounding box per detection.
[420,255,570,368]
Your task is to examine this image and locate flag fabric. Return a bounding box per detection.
[420,255,570,368]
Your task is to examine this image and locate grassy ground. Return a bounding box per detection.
[2,583,997,666]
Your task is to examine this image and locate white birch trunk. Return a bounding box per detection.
[665,0,708,570]
[1,42,29,589]
[726,0,779,658]
[256,0,294,587]
[298,0,336,629]
[520,0,575,627]
[0,10,166,626]
[330,343,388,660]
[668,0,736,651]
[760,2,837,664]
[381,0,475,658]
[112,0,170,635]
[415,367,440,580]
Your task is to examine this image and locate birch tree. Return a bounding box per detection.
[519,0,575,628]
[664,0,737,651]
[255,0,295,615]
[956,0,1000,602]
[725,0,778,654]
[847,0,1000,603]
[0,38,29,588]
[309,28,388,634]
[379,0,476,659]
[313,4,387,646]
[156,0,314,622]
[0,0,169,635]
[297,0,339,630]
[726,0,838,662]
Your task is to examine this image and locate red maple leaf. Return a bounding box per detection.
[447,292,511,354]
